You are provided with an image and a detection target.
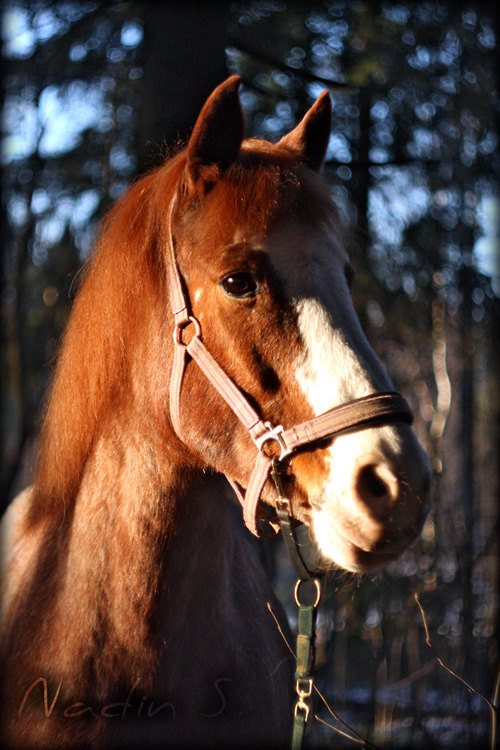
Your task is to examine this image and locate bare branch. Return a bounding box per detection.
[313,690,379,749]
[414,593,498,750]
[314,714,377,747]
[430,300,452,440]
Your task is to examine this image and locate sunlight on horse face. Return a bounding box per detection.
[173,152,431,574]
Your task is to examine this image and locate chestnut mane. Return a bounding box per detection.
[34,155,184,512]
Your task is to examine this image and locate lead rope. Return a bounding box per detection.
[270,459,322,750]
[292,578,321,750]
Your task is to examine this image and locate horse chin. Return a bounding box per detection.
[310,508,417,574]
[329,544,403,574]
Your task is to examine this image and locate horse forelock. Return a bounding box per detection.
[231,141,336,226]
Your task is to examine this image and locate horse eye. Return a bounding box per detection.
[221,273,258,298]
[344,263,355,290]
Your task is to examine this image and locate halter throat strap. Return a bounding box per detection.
[166,197,413,537]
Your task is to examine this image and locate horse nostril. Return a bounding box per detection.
[356,464,393,503]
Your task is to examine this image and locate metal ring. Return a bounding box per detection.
[254,423,291,461]
[294,578,321,608]
[173,316,202,345]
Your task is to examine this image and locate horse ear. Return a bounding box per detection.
[183,75,244,194]
[278,91,332,171]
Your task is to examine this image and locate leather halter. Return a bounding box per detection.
[166,197,413,538]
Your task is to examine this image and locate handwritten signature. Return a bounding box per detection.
[17,676,233,721]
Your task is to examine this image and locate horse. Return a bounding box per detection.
[0,76,431,749]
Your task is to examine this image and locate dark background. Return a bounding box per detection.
[1,2,499,747]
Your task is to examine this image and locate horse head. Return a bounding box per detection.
[160,76,431,573]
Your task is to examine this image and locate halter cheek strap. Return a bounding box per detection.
[166,197,413,537]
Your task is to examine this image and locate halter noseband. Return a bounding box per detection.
[166,197,414,539]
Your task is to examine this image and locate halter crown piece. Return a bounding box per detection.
[166,196,413,749]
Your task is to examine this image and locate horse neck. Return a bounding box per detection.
[38,416,239,682]
[61,413,190,611]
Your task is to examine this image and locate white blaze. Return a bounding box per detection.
[266,216,428,571]
[292,286,403,570]
[294,297,384,412]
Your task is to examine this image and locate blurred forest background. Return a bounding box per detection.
[1,1,499,748]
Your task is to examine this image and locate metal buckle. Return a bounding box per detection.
[294,699,310,722]
[254,422,291,460]
[294,678,313,722]
[275,497,291,513]
[296,678,313,699]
